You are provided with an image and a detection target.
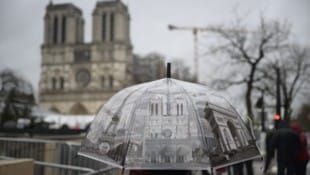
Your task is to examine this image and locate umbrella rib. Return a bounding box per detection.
[99,85,147,137]
[172,80,208,148]
[114,85,150,165]
[106,85,146,116]
[120,80,164,168]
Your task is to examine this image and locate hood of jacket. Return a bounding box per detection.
[277,120,289,129]
[290,122,302,134]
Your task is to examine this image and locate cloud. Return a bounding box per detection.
[0,0,309,93]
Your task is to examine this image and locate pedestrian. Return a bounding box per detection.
[290,122,309,175]
[233,162,244,175]
[263,120,301,175]
[232,160,254,175]
[264,128,276,174]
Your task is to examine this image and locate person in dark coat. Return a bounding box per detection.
[291,122,309,175]
[232,160,253,175]
[264,128,276,174]
[264,120,301,175]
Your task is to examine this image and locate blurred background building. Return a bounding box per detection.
[132,53,165,84]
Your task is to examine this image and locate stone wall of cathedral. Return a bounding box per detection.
[39,1,133,115]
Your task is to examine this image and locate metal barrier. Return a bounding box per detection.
[0,137,117,175]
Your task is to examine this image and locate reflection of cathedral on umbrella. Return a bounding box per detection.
[142,95,200,164]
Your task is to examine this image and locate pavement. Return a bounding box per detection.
[209,160,310,175]
[253,160,265,175]
[248,160,310,175]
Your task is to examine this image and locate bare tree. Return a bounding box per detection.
[259,44,310,120]
[0,69,35,125]
[133,52,166,83]
[209,18,290,119]
[171,59,196,82]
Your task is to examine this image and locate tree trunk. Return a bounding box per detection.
[245,66,257,120]
[283,99,292,121]
[245,82,254,120]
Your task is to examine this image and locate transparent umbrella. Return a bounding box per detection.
[79,77,261,170]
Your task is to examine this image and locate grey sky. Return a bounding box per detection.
[0,0,309,92]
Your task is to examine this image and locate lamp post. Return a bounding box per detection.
[255,90,266,132]
[275,66,282,128]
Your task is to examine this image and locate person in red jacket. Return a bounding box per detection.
[291,122,309,175]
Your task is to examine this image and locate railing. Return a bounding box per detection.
[0,137,118,175]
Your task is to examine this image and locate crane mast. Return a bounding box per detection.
[168,24,248,82]
[168,25,218,82]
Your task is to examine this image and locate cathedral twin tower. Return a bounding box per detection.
[39,0,133,115]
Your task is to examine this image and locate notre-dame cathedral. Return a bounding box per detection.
[39,0,133,115]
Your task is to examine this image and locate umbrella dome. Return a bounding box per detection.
[79,78,261,170]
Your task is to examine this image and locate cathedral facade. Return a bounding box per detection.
[39,0,133,115]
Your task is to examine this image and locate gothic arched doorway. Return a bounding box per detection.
[49,106,60,113]
[70,103,89,115]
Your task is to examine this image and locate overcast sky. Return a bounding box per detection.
[0,0,309,92]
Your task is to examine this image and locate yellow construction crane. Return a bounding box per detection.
[168,25,218,82]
